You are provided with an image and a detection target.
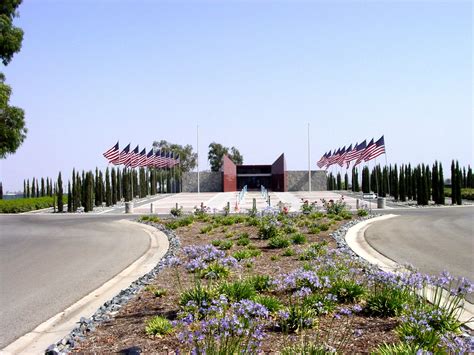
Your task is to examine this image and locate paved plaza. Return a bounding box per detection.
[131,191,378,215]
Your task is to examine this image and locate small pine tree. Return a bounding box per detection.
[67,181,72,212]
[399,166,406,202]
[439,163,445,205]
[105,168,112,206]
[455,161,462,205]
[57,172,63,212]
[41,178,45,197]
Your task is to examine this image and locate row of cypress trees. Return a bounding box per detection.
[25,167,181,213]
[327,160,470,205]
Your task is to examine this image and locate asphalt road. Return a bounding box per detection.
[0,215,150,348]
[366,206,474,301]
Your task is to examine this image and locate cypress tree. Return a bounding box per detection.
[67,181,72,212]
[105,168,112,206]
[0,182,2,199]
[117,169,122,201]
[399,166,406,202]
[406,164,412,200]
[57,172,63,212]
[23,179,26,198]
[354,169,360,192]
[451,160,456,205]
[111,167,117,205]
[412,166,417,201]
[425,165,431,202]
[72,169,76,211]
[370,167,376,193]
[31,178,36,198]
[75,172,82,210]
[41,178,45,197]
[456,161,462,205]
[344,173,349,190]
[351,168,356,192]
[381,166,388,197]
[95,168,100,207]
[392,165,399,201]
[432,162,439,204]
[139,168,146,197]
[26,180,30,198]
[362,167,370,193]
[462,167,467,188]
[467,166,473,188]
[46,178,50,196]
[439,163,445,205]
[336,173,342,190]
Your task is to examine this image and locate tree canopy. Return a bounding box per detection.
[208,142,243,172]
[152,140,197,172]
[0,0,26,159]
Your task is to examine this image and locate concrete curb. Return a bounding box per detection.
[345,215,474,330]
[1,220,169,355]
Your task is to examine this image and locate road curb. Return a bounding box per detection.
[1,220,169,355]
[345,215,474,330]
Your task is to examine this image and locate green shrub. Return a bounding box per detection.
[330,279,366,303]
[246,275,272,292]
[309,212,324,220]
[277,303,316,333]
[303,293,337,315]
[373,342,424,355]
[245,217,260,226]
[211,239,221,247]
[298,242,328,260]
[218,280,256,301]
[271,255,281,261]
[179,283,218,308]
[224,231,234,239]
[252,294,282,313]
[308,226,321,234]
[0,196,67,214]
[218,240,233,250]
[236,236,250,246]
[282,339,327,355]
[282,247,296,257]
[268,235,291,249]
[319,223,329,231]
[145,285,167,298]
[357,209,369,217]
[170,205,183,217]
[145,316,173,336]
[258,220,280,239]
[365,284,414,317]
[165,221,179,229]
[200,225,213,234]
[232,248,262,261]
[221,216,237,225]
[290,233,307,245]
[200,261,231,280]
[284,224,299,234]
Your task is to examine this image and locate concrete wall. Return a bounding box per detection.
[222,155,237,192]
[182,172,222,192]
[288,170,327,191]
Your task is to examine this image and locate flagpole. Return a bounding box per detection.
[308,123,311,192]
[197,124,200,194]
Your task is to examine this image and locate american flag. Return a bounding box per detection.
[336,146,348,167]
[365,135,385,161]
[154,150,167,168]
[145,148,154,167]
[124,145,139,167]
[131,148,147,168]
[354,138,374,166]
[345,141,365,168]
[317,151,328,168]
[327,148,341,167]
[103,142,119,163]
[111,143,130,165]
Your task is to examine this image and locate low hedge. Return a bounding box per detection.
[0,196,66,213]
[444,188,474,201]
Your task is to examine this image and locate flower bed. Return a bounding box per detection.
[70,211,472,354]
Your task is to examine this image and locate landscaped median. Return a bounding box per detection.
[57,203,472,354]
[0,196,63,213]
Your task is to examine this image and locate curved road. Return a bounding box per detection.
[0,215,150,348]
[366,207,474,300]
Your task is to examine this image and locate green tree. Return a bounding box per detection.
[432,161,439,204]
[67,181,72,212]
[208,142,244,171]
[336,172,342,190]
[105,168,112,206]
[344,172,349,190]
[57,172,63,212]
[439,163,445,205]
[0,0,24,66]
[361,166,370,193]
[31,178,35,198]
[75,171,81,210]
[392,165,399,201]
[23,179,26,197]
[455,161,462,205]
[26,179,29,198]
[406,164,412,200]
[111,167,117,205]
[399,166,406,202]
[0,181,3,199]
[450,160,456,205]
[40,177,45,197]
[153,140,197,173]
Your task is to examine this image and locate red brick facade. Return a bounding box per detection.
[222,155,237,192]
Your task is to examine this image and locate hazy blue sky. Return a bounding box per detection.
[0,0,472,191]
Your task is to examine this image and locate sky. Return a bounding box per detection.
[0,0,472,192]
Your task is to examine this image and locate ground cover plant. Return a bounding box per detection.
[72,207,473,353]
[0,196,67,213]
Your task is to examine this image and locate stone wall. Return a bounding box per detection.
[288,170,327,191]
[182,172,222,192]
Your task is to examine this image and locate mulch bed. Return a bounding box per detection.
[72,217,399,353]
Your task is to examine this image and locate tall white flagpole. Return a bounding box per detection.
[197,124,200,194]
[308,123,311,192]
